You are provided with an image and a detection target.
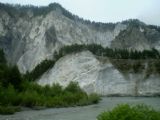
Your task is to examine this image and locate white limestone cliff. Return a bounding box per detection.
[0,10,126,73]
[38,51,160,96]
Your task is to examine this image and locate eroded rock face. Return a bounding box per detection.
[111,24,160,51]
[0,9,126,73]
[138,75,160,96]
[38,51,160,96]
[38,51,100,93]
[1,4,160,73]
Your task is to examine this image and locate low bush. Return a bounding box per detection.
[97,104,160,120]
[88,93,100,104]
[0,106,20,115]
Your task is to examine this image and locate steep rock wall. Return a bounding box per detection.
[0,9,126,73]
[1,4,160,73]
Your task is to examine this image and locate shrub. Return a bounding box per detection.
[19,90,43,107]
[97,104,160,120]
[88,93,100,104]
[65,82,83,93]
[0,106,20,115]
[50,83,63,96]
[0,80,100,114]
[0,84,20,106]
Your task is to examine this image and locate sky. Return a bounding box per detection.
[0,0,160,25]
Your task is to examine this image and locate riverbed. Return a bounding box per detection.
[0,97,160,120]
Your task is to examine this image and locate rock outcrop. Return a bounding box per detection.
[0,3,127,73]
[38,51,160,96]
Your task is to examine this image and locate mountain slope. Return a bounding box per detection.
[111,20,160,51]
[0,3,160,73]
[0,3,126,73]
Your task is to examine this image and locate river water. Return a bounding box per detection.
[0,97,160,120]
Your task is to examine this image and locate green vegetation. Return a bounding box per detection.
[0,81,100,114]
[97,104,160,120]
[110,59,160,77]
[0,49,100,114]
[25,44,160,81]
[24,60,55,81]
[0,49,6,64]
[1,42,160,114]
[0,50,22,89]
[0,106,20,115]
[56,44,160,60]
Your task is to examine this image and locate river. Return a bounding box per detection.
[0,97,160,120]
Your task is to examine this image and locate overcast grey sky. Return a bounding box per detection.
[0,0,160,25]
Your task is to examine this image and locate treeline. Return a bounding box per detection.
[25,44,160,81]
[0,3,115,30]
[1,3,160,32]
[0,49,22,90]
[122,19,145,28]
[122,19,160,33]
[56,44,160,59]
[0,49,100,114]
[148,25,160,33]
[0,3,60,17]
[0,49,6,64]
[24,60,55,81]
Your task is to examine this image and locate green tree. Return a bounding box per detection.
[8,66,22,90]
[0,49,6,64]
